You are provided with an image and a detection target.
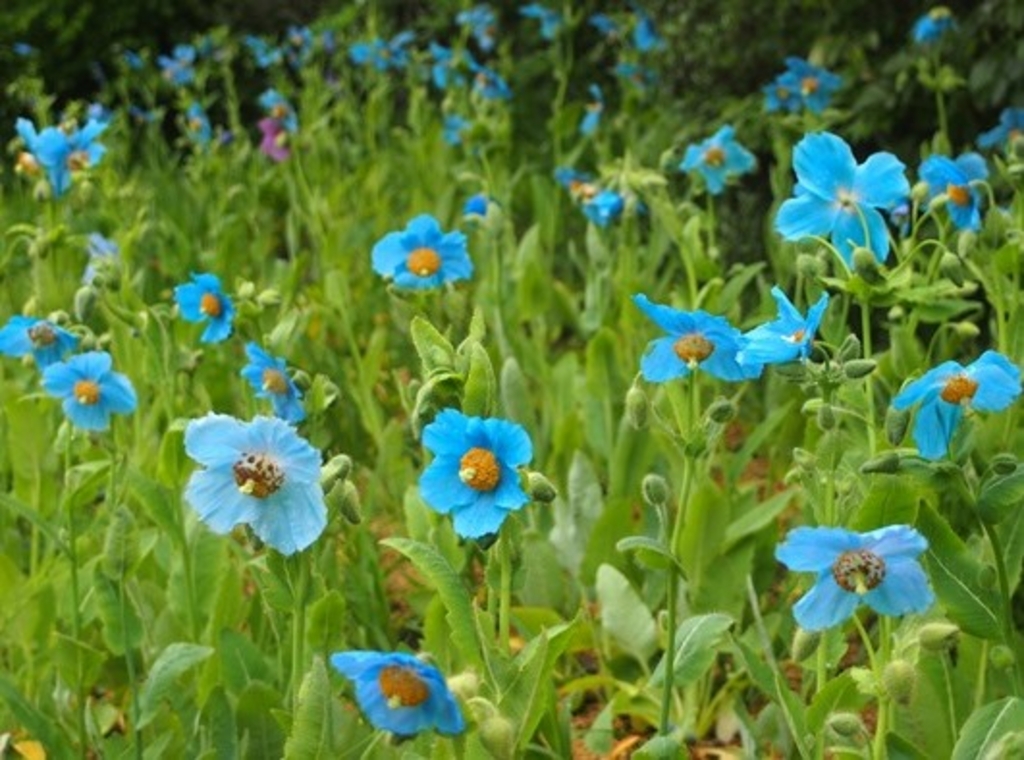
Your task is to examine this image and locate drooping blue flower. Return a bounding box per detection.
[349,32,415,72]
[589,13,619,39]
[919,153,988,231]
[775,131,909,266]
[583,189,624,227]
[614,62,657,93]
[371,214,473,289]
[13,42,36,57]
[428,42,464,89]
[679,125,756,195]
[330,651,464,737]
[183,414,326,555]
[892,351,1021,460]
[776,525,934,631]
[633,294,760,382]
[738,288,829,371]
[123,50,145,70]
[463,193,489,217]
[579,84,604,136]
[457,5,497,52]
[764,58,842,114]
[419,409,532,538]
[174,272,235,343]
[978,107,1024,151]
[285,25,314,69]
[244,35,283,68]
[258,89,298,132]
[467,55,511,100]
[16,117,107,198]
[241,343,305,424]
[555,166,596,198]
[41,351,137,431]
[158,44,196,85]
[631,6,664,52]
[520,4,563,41]
[443,115,469,146]
[184,102,211,146]
[912,7,956,44]
[0,316,78,368]
[84,233,119,284]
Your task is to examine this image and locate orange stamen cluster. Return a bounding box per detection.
[940,374,979,404]
[74,380,101,406]
[946,183,970,207]
[66,150,90,171]
[801,76,819,95]
[407,247,442,277]
[459,447,500,491]
[703,146,726,167]
[378,666,430,707]
[233,453,285,498]
[262,369,289,394]
[832,549,886,594]
[673,333,715,364]
[200,292,222,317]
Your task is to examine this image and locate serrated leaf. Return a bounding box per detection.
[595,564,656,663]
[977,467,1024,525]
[138,643,214,728]
[951,697,1024,760]
[410,316,456,374]
[284,657,343,759]
[462,342,496,417]
[651,613,733,687]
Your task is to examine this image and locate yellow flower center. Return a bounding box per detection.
[940,374,979,404]
[459,447,500,491]
[801,76,819,95]
[28,323,56,346]
[270,104,289,120]
[67,150,91,171]
[703,146,726,167]
[787,328,806,344]
[569,180,598,201]
[832,549,886,594]
[16,151,40,176]
[407,247,442,277]
[378,666,430,708]
[74,380,101,405]
[189,117,204,132]
[946,183,970,207]
[200,292,222,317]
[776,86,791,101]
[262,368,289,394]
[233,452,284,498]
[673,333,715,364]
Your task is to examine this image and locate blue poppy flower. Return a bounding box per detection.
[467,56,512,100]
[419,409,532,539]
[679,125,756,195]
[631,6,664,52]
[244,36,283,68]
[371,214,473,289]
[183,414,326,555]
[158,44,196,85]
[738,288,829,370]
[258,89,298,133]
[174,272,235,343]
[16,117,107,198]
[633,294,760,382]
[589,13,619,38]
[614,62,657,93]
[184,103,212,146]
[457,5,497,52]
[463,193,489,217]
[919,153,988,231]
[285,25,314,68]
[0,316,79,368]
[583,189,624,227]
[775,131,909,266]
[776,525,934,631]
[349,32,415,72]
[84,233,119,284]
[520,4,563,41]
[443,115,469,146]
[429,42,464,89]
[241,343,305,424]
[764,58,841,114]
[912,7,955,44]
[579,84,604,136]
[978,107,1024,151]
[41,351,137,431]
[763,74,803,113]
[330,651,464,737]
[892,351,1021,460]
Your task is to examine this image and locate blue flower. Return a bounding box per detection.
[158,44,196,85]
[123,50,145,70]
[285,25,314,69]
[185,103,212,146]
[84,233,119,284]
[349,32,415,72]
[0,316,78,368]
[41,351,137,431]
[614,62,657,93]
[892,351,1021,460]
[632,6,664,52]
[467,56,512,100]
[978,107,1024,151]
[16,117,107,197]
[919,153,988,231]
[330,651,464,737]
[679,125,756,195]
[428,42,464,89]
[633,294,760,382]
[457,5,497,52]
[174,273,235,343]
[443,115,469,146]
[241,343,305,424]
[244,36,282,68]
[463,193,489,217]
[912,7,956,44]
[372,214,473,289]
[775,132,909,266]
[589,13,619,39]
[184,414,325,555]
[258,89,298,133]
[420,409,532,538]
[764,58,841,114]
[776,525,934,631]
[738,288,828,371]
[579,84,604,136]
[520,4,563,41]
[583,189,624,227]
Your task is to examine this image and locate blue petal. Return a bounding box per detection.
[372,232,410,276]
[956,152,989,182]
[251,416,321,482]
[775,194,838,243]
[419,457,474,514]
[200,313,233,343]
[482,418,533,467]
[853,152,909,209]
[911,398,962,460]
[330,650,385,679]
[0,317,36,357]
[632,294,698,335]
[776,526,861,571]
[41,361,79,397]
[920,156,963,195]
[75,351,113,377]
[174,283,204,321]
[639,336,690,383]
[185,413,250,468]
[863,524,928,561]
[793,574,860,631]
[63,397,110,431]
[452,501,511,538]
[892,361,962,410]
[492,465,530,510]
[968,351,1021,412]
[792,132,856,201]
[863,559,934,617]
[185,468,258,532]
[100,372,138,414]
[404,214,443,248]
[252,481,326,555]
[422,409,470,456]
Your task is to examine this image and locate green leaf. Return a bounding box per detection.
[499,356,534,429]
[237,681,286,760]
[549,451,604,576]
[952,697,1024,760]
[306,590,347,656]
[806,671,868,733]
[851,476,922,531]
[723,488,795,550]
[92,567,143,656]
[651,613,733,687]
[201,687,237,760]
[633,735,685,759]
[101,505,137,579]
[595,564,656,663]
[0,675,74,756]
[138,643,214,728]
[381,538,483,669]
[462,342,496,417]
[410,316,456,374]
[616,535,678,573]
[977,467,1024,525]
[220,628,276,695]
[284,657,343,759]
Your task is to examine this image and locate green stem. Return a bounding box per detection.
[974,641,989,711]
[705,193,716,259]
[941,653,958,749]
[498,533,512,656]
[291,553,310,711]
[658,568,678,737]
[981,521,1022,694]
[63,434,87,758]
[860,301,878,455]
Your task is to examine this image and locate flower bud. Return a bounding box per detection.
[918,622,960,653]
[826,711,864,738]
[479,715,516,760]
[626,385,649,429]
[952,321,980,339]
[73,286,97,322]
[940,252,965,286]
[882,659,917,706]
[446,671,480,702]
[991,453,1018,476]
[796,253,823,279]
[790,627,820,662]
[237,280,256,300]
[326,480,362,525]
[910,180,930,203]
[843,359,877,380]
[956,232,977,260]
[792,448,816,469]
[991,644,1016,671]
[527,471,557,503]
[837,334,861,362]
[320,454,353,490]
[290,369,312,392]
[860,452,901,474]
[816,404,836,431]
[852,247,884,284]
[257,288,282,307]
[642,473,670,508]
[885,406,910,447]
[707,397,737,424]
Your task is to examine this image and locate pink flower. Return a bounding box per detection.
[258,118,290,162]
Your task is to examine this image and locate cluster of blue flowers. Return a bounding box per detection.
[15,117,108,198]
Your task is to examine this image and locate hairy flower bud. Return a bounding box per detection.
[479,715,516,760]
[991,454,1019,476]
[860,451,901,474]
[940,251,965,286]
[852,247,884,284]
[991,645,1016,671]
[882,659,917,706]
[642,473,670,508]
[707,397,737,424]
[320,454,353,490]
[326,480,362,525]
[837,334,861,362]
[827,711,865,738]
[527,471,557,503]
[626,384,649,429]
[816,404,836,431]
[918,622,960,653]
[790,628,820,662]
[885,406,910,447]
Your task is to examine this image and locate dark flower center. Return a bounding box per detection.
[459,447,500,491]
[940,374,978,404]
[832,549,886,594]
[270,104,289,120]
[262,368,289,394]
[233,453,284,498]
[837,189,858,211]
[28,323,56,346]
[200,292,222,317]
[946,183,970,207]
[378,665,430,707]
[673,333,715,364]
[67,150,90,171]
[407,247,442,277]
[704,146,726,167]
[74,380,101,406]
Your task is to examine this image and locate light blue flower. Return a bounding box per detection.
[589,13,619,38]
[174,272,235,343]
[679,125,756,195]
[244,35,282,68]
[184,414,326,555]
[775,131,909,266]
[919,153,988,231]
[419,409,532,539]
[258,89,298,132]
[428,42,464,89]
[633,294,760,382]
[764,58,841,114]
[443,115,469,146]
[467,55,511,100]
[776,525,934,631]
[41,351,137,431]
[0,316,78,368]
[330,651,464,737]
[463,193,489,216]
[978,107,1024,151]
[185,102,211,146]
[520,4,563,41]
[158,44,196,85]
[892,351,1021,460]
[285,25,314,69]
[738,288,829,370]
[912,7,956,44]
[16,117,107,197]
[583,189,624,227]
[241,343,305,424]
[579,84,604,136]
[631,6,664,52]
[349,32,415,71]
[371,214,473,289]
[457,5,497,52]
